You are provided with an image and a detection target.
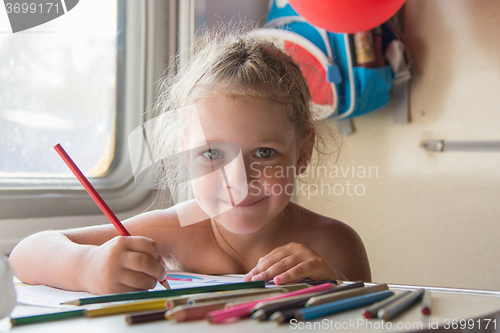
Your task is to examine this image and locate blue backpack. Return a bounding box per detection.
[264,1,409,121]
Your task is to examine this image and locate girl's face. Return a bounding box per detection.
[187,94,308,235]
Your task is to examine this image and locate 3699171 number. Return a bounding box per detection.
[443,318,496,330]
[5,2,60,14]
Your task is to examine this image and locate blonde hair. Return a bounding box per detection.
[151,25,338,202]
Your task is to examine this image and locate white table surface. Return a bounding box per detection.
[1,284,500,333]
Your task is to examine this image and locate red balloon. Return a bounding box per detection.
[288,0,406,33]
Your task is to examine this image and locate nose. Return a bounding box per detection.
[222,150,248,190]
[220,151,250,205]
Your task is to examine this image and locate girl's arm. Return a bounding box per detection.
[9,210,174,294]
[9,230,96,291]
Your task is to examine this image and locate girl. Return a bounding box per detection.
[9,27,371,295]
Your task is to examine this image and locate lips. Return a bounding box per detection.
[236,196,266,206]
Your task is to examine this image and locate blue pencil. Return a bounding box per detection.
[295,290,394,321]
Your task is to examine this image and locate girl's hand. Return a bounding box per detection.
[243,242,346,285]
[81,236,167,294]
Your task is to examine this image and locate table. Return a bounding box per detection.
[1,283,499,332]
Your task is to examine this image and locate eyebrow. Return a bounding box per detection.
[253,139,287,146]
[202,139,287,146]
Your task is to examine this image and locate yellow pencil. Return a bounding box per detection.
[84,298,168,318]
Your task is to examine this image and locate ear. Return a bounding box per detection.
[296,129,315,176]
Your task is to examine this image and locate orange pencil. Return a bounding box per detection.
[53,143,170,289]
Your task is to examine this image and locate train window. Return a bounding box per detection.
[0,0,118,178]
[0,0,176,222]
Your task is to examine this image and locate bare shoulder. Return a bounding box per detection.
[290,203,371,282]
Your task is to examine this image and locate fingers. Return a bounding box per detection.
[116,267,158,291]
[274,260,318,284]
[256,254,306,283]
[244,252,288,281]
[121,236,160,259]
[122,251,168,283]
[243,242,336,285]
[112,236,167,286]
[156,254,166,269]
[244,243,304,282]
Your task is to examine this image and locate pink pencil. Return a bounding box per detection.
[53,143,171,289]
[207,283,335,323]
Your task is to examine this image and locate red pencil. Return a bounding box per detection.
[53,143,170,289]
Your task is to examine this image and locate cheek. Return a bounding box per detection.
[191,175,218,196]
[191,169,228,204]
[253,165,296,197]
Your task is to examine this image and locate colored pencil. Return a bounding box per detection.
[150,287,285,309]
[270,308,302,324]
[361,290,411,319]
[188,287,287,304]
[252,281,364,313]
[53,143,171,289]
[306,283,388,307]
[10,309,85,326]
[166,295,195,309]
[377,289,425,320]
[421,289,432,315]
[126,310,167,325]
[63,280,265,305]
[251,287,341,313]
[251,297,311,321]
[275,283,313,292]
[166,293,283,322]
[207,283,335,323]
[166,301,227,322]
[165,292,281,321]
[251,293,323,313]
[54,144,130,236]
[166,290,243,309]
[329,280,364,291]
[84,298,168,317]
[301,279,340,286]
[128,293,281,324]
[296,290,394,321]
[223,292,286,306]
[267,279,340,286]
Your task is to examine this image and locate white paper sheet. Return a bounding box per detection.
[14,271,244,308]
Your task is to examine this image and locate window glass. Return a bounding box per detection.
[0,0,118,178]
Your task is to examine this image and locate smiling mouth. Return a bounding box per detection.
[235,197,266,207]
[215,196,267,208]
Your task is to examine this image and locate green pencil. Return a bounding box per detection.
[10,309,85,326]
[63,281,266,306]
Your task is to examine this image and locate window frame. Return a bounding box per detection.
[0,0,178,220]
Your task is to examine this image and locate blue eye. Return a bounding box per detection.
[255,148,275,158]
[202,149,223,160]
